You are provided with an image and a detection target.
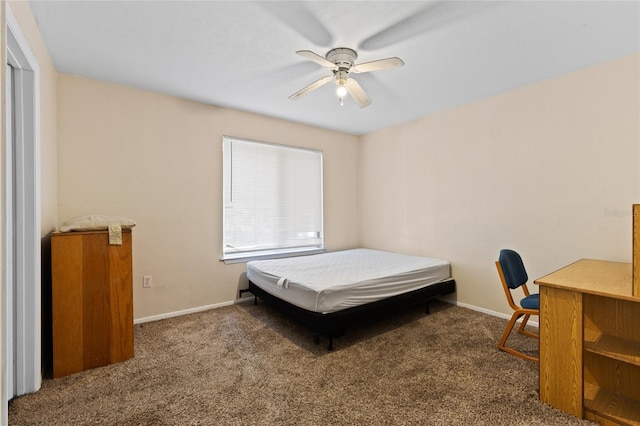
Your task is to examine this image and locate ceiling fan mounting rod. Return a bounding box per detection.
[334,70,348,86]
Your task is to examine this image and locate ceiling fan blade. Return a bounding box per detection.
[296,50,336,68]
[358,2,442,50]
[344,78,371,108]
[259,3,332,47]
[289,76,333,100]
[352,57,405,73]
[358,1,499,50]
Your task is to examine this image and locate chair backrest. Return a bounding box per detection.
[498,249,528,290]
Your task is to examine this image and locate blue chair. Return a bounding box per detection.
[495,249,539,362]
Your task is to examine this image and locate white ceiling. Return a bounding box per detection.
[29,1,640,135]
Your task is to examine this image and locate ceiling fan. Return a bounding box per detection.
[289,47,404,108]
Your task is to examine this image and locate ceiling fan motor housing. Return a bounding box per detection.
[326,47,357,71]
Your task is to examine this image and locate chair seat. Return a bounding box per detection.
[520,293,539,310]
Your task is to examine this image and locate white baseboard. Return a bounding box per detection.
[134,295,254,325]
[442,298,539,328]
[135,295,538,329]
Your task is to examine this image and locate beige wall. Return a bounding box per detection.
[8,0,640,323]
[57,54,640,320]
[57,75,359,319]
[8,1,58,236]
[359,53,640,316]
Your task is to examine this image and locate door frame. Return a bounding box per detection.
[2,5,41,422]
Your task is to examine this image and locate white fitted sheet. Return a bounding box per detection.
[246,248,451,314]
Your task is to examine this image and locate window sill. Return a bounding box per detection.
[221,247,325,264]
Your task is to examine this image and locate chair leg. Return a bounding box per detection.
[498,312,521,350]
[498,311,539,362]
[517,314,538,339]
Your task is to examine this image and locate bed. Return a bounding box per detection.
[244,248,456,350]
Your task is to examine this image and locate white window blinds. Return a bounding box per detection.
[222,137,324,260]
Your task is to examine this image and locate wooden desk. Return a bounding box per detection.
[535,259,640,425]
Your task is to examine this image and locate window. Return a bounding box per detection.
[222,136,324,262]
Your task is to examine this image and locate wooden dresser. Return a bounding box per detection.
[51,229,134,378]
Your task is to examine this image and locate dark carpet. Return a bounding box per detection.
[8,300,593,425]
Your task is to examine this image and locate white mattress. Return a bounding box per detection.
[246,248,451,314]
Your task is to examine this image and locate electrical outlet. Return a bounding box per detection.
[143,275,152,288]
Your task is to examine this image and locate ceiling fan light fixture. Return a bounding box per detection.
[336,86,347,106]
[335,70,348,106]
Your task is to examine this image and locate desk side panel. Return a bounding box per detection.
[52,234,84,378]
[539,285,583,417]
[81,233,111,371]
[634,204,640,298]
[108,231,134,363]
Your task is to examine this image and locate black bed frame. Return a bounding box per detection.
[244,279,456,350]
